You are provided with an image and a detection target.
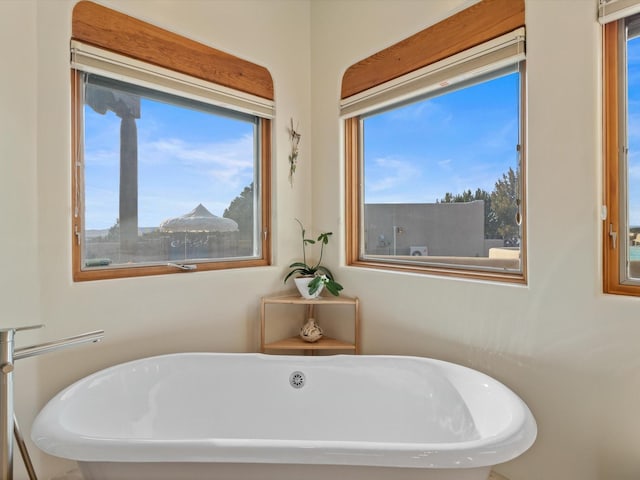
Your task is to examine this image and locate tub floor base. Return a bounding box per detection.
[79,462,493,480]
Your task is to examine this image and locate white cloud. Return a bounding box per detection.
[143,133,252,164]
[437,158,452,170]
[385,96,455,125]
[140,134,254,188]
[368,156,421,193]
[85,131,256,228]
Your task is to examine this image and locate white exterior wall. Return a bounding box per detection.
[1,0,638,479]
[364,202,486,256]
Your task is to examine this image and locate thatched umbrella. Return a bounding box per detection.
[159,204,238,233]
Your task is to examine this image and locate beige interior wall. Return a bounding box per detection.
[0,2,43,477]
[0,1,40,327]
[4,0,312,477]
[2,0,640,479]
[311,1,639,479]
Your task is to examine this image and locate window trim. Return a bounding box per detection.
[603,20,623,294]
[341,0,525,100]
[343,0,527,284]
[602,18,640,295]
[70,40,274,119]
[71,1,272,281]
[71,1,274,101]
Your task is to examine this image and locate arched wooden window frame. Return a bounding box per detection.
[342,0,527,284]
[71,1,273,281]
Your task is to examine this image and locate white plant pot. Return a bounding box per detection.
[294,276,324,299]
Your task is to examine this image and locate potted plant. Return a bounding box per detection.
[284,219,344,298]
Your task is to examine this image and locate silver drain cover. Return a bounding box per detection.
[289,371,305,389]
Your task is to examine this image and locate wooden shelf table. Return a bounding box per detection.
[260,294,360,355]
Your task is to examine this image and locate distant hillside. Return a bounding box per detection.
[85,227,159,239]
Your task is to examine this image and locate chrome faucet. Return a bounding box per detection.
[0,325,104,480]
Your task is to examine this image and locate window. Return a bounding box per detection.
[71,1,273,281]
[343,0,526,283]
[602,2,640,295]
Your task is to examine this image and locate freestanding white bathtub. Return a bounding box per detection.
[32,353,536,480]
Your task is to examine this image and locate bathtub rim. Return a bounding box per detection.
[31,352,537,470]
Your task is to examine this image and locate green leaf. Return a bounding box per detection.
[288,261,310,269]
[308,276,322,294]
[287,219,342,295]
[284,268,308,283]
[317,232,332,245]
[325,281,343,296]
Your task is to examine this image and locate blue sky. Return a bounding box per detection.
[84,71,519,230]
[628,36,640,227]
[363,72,520,205]
[84,93,256,230]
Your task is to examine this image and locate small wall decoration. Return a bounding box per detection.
[287,118,301,187]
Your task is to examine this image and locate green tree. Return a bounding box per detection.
[439,168,520,241]
[106,218,120,241]
[491,167,520,241]
[224,183,254,248]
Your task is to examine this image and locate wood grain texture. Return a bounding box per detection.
[344,117,361,266]
[341,0,525,99]
[601,21,637,295]
[260,119,273,266]
[260,295,360,354]
[603,21,619,293]
[264,336,356,351]
[72,0,274,100]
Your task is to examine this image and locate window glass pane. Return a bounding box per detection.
[81,73,260,270]
[627,28,640,279]
[361,70,522,272]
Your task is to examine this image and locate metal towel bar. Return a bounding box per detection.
[0,326,104,480]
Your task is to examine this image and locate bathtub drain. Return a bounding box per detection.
[289,371,305,389]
